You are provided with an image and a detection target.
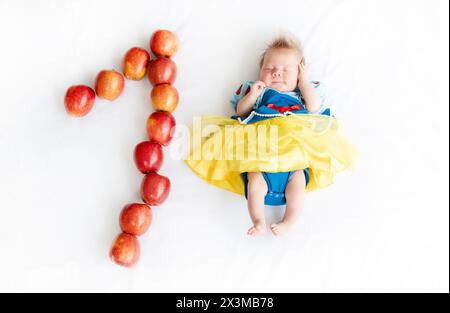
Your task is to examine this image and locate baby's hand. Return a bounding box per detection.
[249,81,266,98]
[298,59,309,86]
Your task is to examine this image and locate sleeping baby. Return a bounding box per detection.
[185,34,354,237]
[231,35,329,236]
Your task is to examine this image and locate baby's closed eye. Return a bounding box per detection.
[264,67,294,72]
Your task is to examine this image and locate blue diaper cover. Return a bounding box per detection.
[242,169,310,206]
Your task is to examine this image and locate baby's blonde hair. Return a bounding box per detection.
[259,34,305,68]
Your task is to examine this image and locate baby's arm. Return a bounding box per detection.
[236,81,266,117]
[298,63,321,113]
[299,81,321,113]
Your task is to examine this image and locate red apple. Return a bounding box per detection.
[150,30,179,58]
[110,233,140,267]
[150,84,179,113]
[146,111,176,146]
[147,57,177,86]
[141,172,170,205]
[134,141,163,173]
[122,47,150,80]
[119,203,152,236]
[64,85,95,117]
[95,70,125,100]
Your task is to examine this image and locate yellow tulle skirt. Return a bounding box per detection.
[184,114,356,196]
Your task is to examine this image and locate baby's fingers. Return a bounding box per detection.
[255,82,265,90]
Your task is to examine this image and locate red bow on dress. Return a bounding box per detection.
[266,103,302,114]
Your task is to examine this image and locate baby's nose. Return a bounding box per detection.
[272,71,281,78]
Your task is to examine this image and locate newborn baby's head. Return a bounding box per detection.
[259,35,304,92]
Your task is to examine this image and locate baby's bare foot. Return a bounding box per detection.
[247,223,266,236]
[270,222,291,236]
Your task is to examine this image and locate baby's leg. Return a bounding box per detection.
[271,170,306,236]
[247,172,268,236]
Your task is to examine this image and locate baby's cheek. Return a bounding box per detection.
[259,72,267,82]
[287,74,298,86]
[260,74,270,85]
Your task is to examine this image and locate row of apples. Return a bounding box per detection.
[64,30,180,267]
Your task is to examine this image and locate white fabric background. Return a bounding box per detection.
[0,0,448,292]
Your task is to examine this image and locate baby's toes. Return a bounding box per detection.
[270,224,279,235]
[248,224,266,236]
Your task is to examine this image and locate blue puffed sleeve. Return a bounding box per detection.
[230,81,254,113]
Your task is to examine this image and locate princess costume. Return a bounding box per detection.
[184,81,356,206]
